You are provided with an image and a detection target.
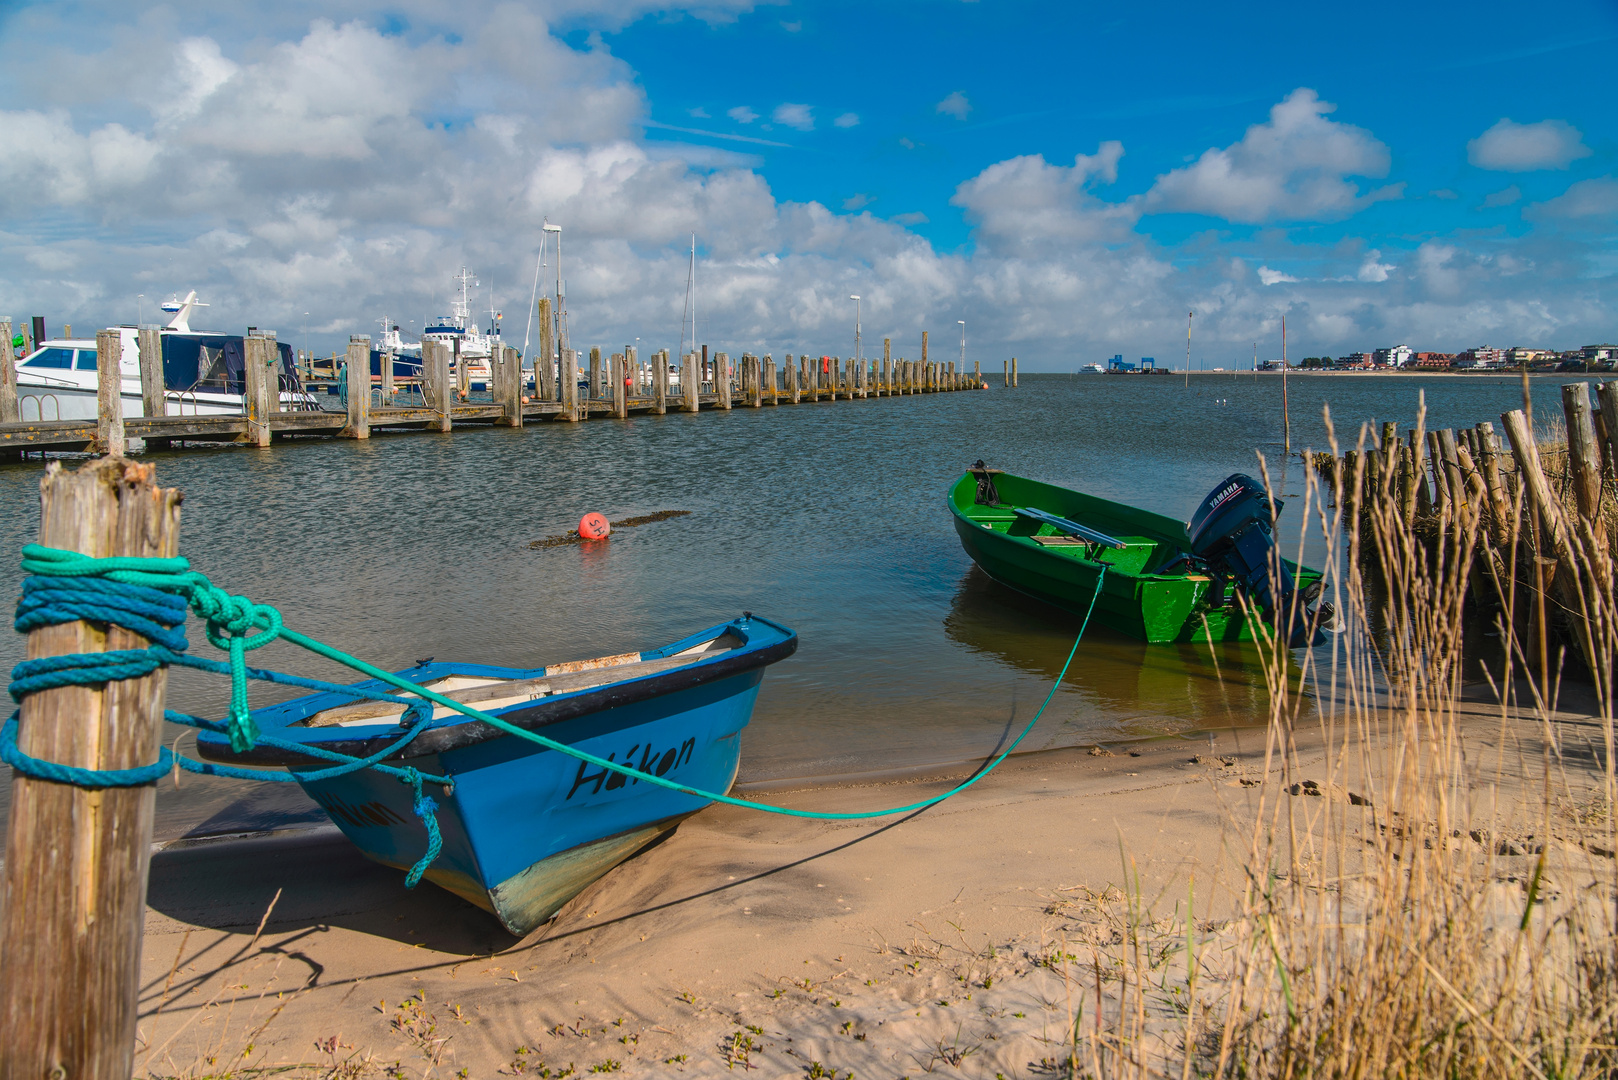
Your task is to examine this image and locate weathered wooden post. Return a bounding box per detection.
[1012,358,1019,387]
[827,357,839,402]
[787,354,800,403]
[611,353,627,418]
[973,360,980,387]
[0,457,183,1080]
[764,356,776,404]
[716,352,732,410]
[496,344,523,427]
[339,334,370,439]
[1598,383,1618,479]
[0,318,17,424]
[1003,360,1009,387]
[748,355,763,407]
[882,339,891,397]
[454,338,468,400]
[380,344,395,401]
[947,361,955,390]
[921,331,929,391]
[425,339,453,432]
[683,352,700,412]
[588,346,602,402]
[131,328,165,451]
[654,349,667,414]
[1562,382,1603,523]
[536,297,555,402]
[560,348,581,421]
[94,329,125,456]
[627,346,639,399]
[1477,421,1508,523]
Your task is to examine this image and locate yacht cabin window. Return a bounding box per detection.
[22,347,74,369]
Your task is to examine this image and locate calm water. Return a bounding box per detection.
[0,372,1565,844]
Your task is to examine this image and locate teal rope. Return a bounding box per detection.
[8,544,1105,824]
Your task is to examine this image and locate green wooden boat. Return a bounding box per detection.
[947,466,1324,644]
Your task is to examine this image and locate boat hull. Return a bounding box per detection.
[292,668,759,935]
[197,615,795,936]
[948,472,1319,644]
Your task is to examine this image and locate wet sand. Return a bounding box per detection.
[130,687,1598,1080]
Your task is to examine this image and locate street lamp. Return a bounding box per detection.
[958,320,965,376]
[138,294,144,326]
[849,295,861,362]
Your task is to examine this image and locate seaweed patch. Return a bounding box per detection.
[528,510,692,549]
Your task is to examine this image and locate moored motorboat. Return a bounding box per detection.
[948,465,1327,645]
[196,614,796,935]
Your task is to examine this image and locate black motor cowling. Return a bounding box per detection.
[1189,474,1323,647]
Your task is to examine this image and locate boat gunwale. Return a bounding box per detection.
[946,472,1195,583]
[195,616,797,769]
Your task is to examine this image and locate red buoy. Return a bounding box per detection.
[578,512,611,540]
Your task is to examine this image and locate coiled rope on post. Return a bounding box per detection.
[6,543,1104,881]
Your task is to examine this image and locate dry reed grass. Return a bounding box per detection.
[1062,390,1618,1078]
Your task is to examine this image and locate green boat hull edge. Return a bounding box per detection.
[947,472,1321,644]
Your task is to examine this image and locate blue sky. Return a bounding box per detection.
[0,0,1613,367]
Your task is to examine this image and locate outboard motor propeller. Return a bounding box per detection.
[1188,473,1326,647]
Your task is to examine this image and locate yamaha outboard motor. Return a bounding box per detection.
[1188,474,1324,647]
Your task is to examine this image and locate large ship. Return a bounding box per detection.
[11,291,320,422]
[419,267,501,391]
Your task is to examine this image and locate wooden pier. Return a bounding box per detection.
[0,323,988,458]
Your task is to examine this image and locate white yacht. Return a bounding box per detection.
[12,291,321,422]
[1080,363,1106,374]
[419,268,499,391]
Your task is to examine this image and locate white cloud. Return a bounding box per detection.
[1357,250,1394,282]
[834,112,859,128]
[771,103,813,131]
[0,4,1610,370]
[843,193,872,210]
[1482,185,1521,208]
[1141,88,1401,223]
[1531,176,1618,218]
[936,91,971,120]
[688,106,710,118]
[950,142,1132,254]
[1467,119,1591,171]
[727,106,758,124]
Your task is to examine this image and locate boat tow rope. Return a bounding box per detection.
[5,544,1103,883]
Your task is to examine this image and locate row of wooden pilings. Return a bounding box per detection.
[1312,380,1618,677]
[0,312,1019,455]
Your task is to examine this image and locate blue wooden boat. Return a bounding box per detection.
[196,614,796,935]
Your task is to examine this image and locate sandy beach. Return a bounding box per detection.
[131,684,1592,1079]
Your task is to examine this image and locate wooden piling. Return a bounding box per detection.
[716,352,732,410]
[536,297,555,402]
[1562,382,1603,521]
[339,335,370,439]
[454,337,468,400]
[1003,360,1009,388]
[973,360,980,387]
[882,339,891,397]
[496,344,523,427]
[1476,421,1507,524]
[683,352,699,412]
[380,344,395,399]
[560,348,581,421]
[921,331,929,387]
[425,340,454,431]
[0,457,183,1080]
[241,333,275,449]
[763,356,776,405]
[1437,430,1464,511]
[589,346,602,402]
[748,355,763,407]
[137,327,165,426]
[0,318,17,425]
[95,329,125,456]
[653,349,668,414]
[1598,382,1618,479]
[1012,358,1019,387]
[611,353,627,418]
